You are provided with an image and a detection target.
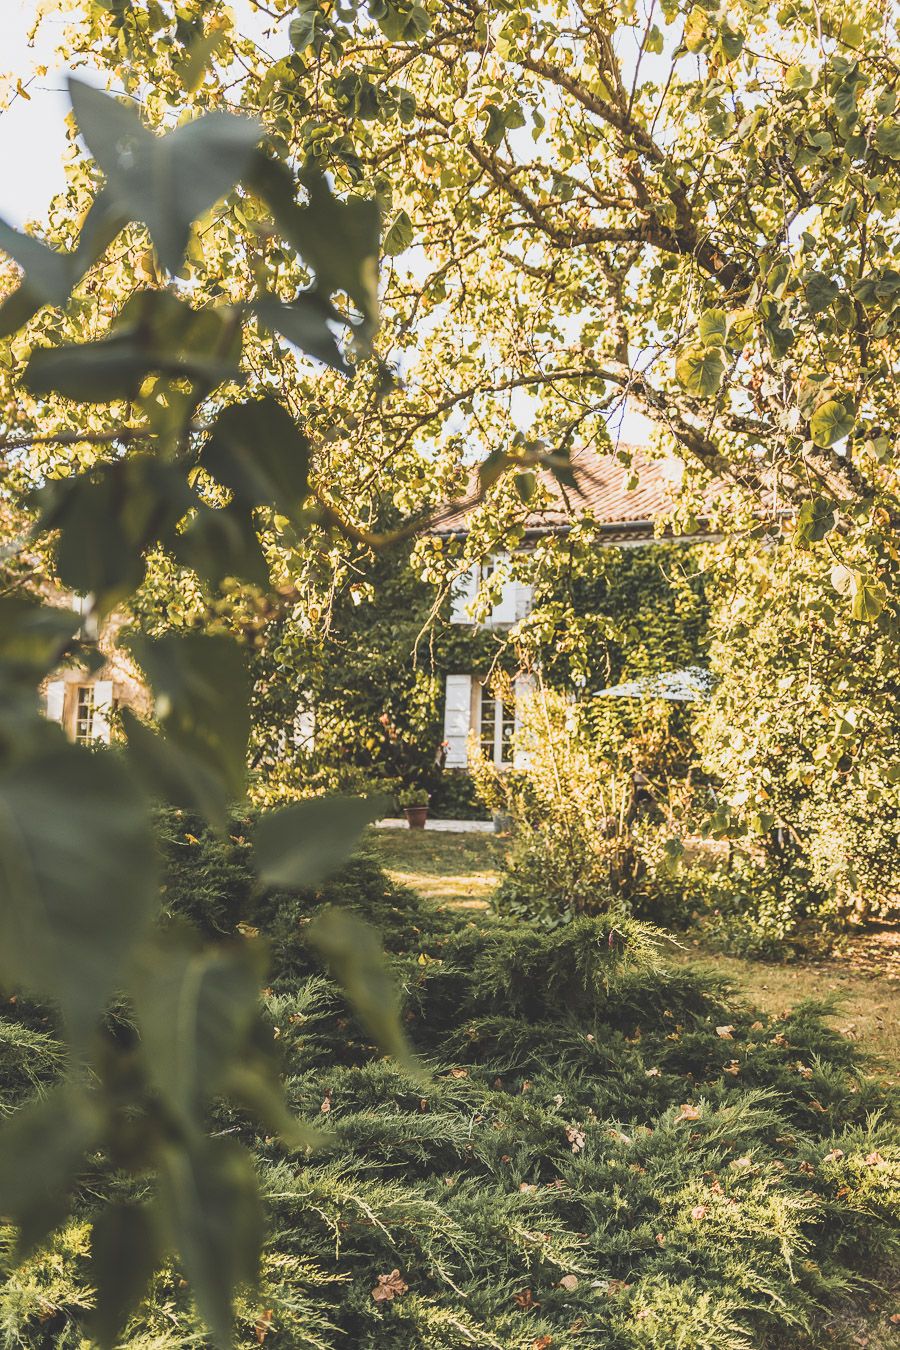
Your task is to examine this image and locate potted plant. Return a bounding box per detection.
[400,789,430,830]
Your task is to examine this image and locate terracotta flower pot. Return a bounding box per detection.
[403,805,429,830]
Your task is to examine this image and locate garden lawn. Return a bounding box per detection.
[368,826,506,908]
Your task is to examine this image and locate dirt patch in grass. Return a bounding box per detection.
[367,827,505,908]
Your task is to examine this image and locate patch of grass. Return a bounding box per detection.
[665,940,900,1072]
[367,827,505,908]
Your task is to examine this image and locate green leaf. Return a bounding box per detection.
[809,398,854,447]
[850,572,886,622]
[254,292,349,372]
[0,747,157,1044]
[157,1138,263,1349]
[874,116,900,159]
[785,63,814,91]
[683,5,712,53]
[804,271,840,315]
[289,6,320,51]
[0,1086,99,1256]
[70,186,130,276]
[90,1203,162,1349]
[176,25,229,96]
[795,495,836,542]
[133,926,266,1131]
[308,907,418,1073]
[675,345,724,396]
[173,502,271,591]
[126,633,250,801]
[254,794,386,888]
[248,152,380,333]
[33,457,195,610]
[25,289,241,403]
[122,708,231,829]
[698,308,727,347]
[0,219,72,306]
[0,595,79,684]
[200,397,310,519]
[0,284,44,340]
[383,208,413,256]
[68,78,261,274]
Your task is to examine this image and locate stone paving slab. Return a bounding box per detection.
[375,817,495,833]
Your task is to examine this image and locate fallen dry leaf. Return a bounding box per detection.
[690,1204,708,1221]
[515,1288,538,1310]
[565,1125,586,1153]
[675,1103,701,1124]
[716,1025,734,1039]
[372,1269,408,1303]
[559,1274,579,1291]
[532,1337,553,1349]
[254,1310,274,1344]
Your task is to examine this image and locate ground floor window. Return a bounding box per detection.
[75,685,95,743]
[480,683,515,766]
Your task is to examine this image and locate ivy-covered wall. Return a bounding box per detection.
[252,538,711,811]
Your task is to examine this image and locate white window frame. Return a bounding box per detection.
[479,683,516,767]
[75,685,96,743]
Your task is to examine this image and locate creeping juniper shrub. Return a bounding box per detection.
[0,815,897,1348]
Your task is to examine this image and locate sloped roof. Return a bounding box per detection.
[431,445,710,540]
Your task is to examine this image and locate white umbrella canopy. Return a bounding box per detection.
[593,666,713,703]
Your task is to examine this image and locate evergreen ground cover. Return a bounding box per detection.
[0,818,897,1349]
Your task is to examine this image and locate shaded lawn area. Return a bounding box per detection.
[369,826,900,1070]
[367,825,506,907]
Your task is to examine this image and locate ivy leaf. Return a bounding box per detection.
[0,747,157,1045]
[254,292,349,372]
[809,398,854,447]
[254,794,386,888]
[874,116,900,159]
[849,572,886,622]
[157,1138,263,1348]
[675,346,724,396]
[804,271,840,315]
[68,78,261,274]
[133,926,266,1131]
[0,1086,99,1256]
[795,495,836,542]
[126,633,250,802]
[90,1204,162,1350]
[698,308,727,347]
[308,907,418,1074]
[383,208,413,256]
[200,397,310,519]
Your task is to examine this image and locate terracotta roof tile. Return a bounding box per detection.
[432,445,702,538]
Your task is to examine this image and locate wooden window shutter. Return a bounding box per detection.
[443,674,472,767]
